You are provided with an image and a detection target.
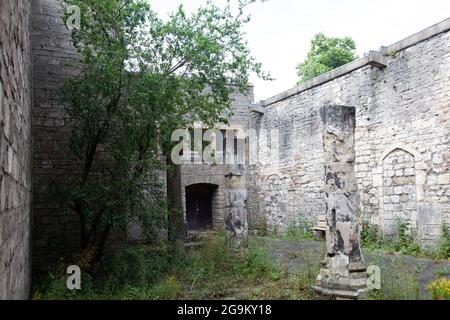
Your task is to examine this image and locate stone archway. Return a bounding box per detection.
[381,149,417,235]
[374,144,427,237]
[264,173,288,232]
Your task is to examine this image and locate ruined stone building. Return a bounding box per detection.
[0,0,449,299]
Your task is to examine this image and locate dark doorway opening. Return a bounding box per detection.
[186,184,216,231]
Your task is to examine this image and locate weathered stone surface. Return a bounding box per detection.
[381,149,418,235]
[30,0,83,270]
[248,23,450,245]
[0,0,32,300]
[225,165,249,248]
[1,0,450,301]
[179,88,253,232]
[315,106,367,298]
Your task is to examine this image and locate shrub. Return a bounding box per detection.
[33,233,284,300]
[360,218,443,259]
[282,220,315,241]
[435,224,450,260]
[121,275,183,300]
[427,278,450,300]
[33,269,95,300]
[182,232,233,279]
[393,218,422,256]
[360,220,383,250]
[236,240,281,282]
[149,275,182,299]
[99,245,170,292]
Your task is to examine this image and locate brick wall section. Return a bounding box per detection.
[31,0,81,269]
[0,0,33,299]
[249,30,450,245]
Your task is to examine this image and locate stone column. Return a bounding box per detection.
[315,106,368,299]
[225,165,248,248]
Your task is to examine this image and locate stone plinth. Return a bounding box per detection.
[314,106,368,299]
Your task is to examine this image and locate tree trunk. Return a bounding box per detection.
[166,161,186,259]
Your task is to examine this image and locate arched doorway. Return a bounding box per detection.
[382,148,417,235]
[185,184,217,231]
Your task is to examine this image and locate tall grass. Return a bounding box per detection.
[32,232,283,300]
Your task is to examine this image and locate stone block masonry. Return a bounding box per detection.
[0,0,33,299]
[30,0,167,266]
[179,88,254,232]
[29,0,254,265]
[30,0,82,270]
[249,18,450,245]
[1,0,449,300]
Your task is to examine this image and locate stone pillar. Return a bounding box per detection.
[225,165,248,248]
[315,106,368,299]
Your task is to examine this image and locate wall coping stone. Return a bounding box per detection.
[250,103,264,114]
[261,51,387,107]
[381,17,450,55]
[261,18,450,107]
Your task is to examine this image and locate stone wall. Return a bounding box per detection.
[1,0,447,300]
[180,88,254,230]
[31,0,81,268]
[0,0,33,299]
[248,65,371,232]
[249,23,450,245]
[29,0,255,260]
[30,0,176,262]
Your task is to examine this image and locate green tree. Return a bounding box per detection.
[296,32,357,83]
[58,0,269,263]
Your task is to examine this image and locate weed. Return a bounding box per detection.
[282,223,315,241]
[392,218,422,256]
[361,219,449,260]
[33,231,289,300]
[434,267,450,277]
[361,221,383,250]
[427,278,450,300]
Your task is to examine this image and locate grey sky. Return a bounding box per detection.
[150,0,450,101]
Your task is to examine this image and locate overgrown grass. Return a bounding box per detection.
[365,253,422,300]
[361,219,449,260]
[33,225,448,300]
[32,232,301,300]
[250,217,322,242]
[281,222,317,241]
[32,243,174,300]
